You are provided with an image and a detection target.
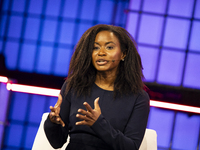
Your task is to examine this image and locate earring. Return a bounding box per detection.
[122,58,124,61]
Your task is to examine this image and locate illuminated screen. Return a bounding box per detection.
[126,0,200,90]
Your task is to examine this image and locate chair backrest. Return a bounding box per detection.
[139,129,157,150]
[32,113,68,150]
[32,113,157,150]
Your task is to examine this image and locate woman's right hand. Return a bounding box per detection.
[49,94,65,127]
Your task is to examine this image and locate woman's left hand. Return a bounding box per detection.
[76,97,101,126]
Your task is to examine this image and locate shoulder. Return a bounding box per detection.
[126,90,149,101]
[118,90,149,106]
[139,90,150,100]
[135,90,150,108]
[60,81,67,96]
[60,81,72,102]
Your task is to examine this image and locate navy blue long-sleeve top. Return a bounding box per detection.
[44,82,150,150]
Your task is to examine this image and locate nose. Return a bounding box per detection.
[98,47,106,56]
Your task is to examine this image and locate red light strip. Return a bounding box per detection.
[150,100,200,114]
[0,76,8,83]
[6,83,60,97]
[1,76,200,114]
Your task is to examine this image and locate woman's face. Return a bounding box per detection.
[92,30,125,74]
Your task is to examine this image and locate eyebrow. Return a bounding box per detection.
[94,41,116,46]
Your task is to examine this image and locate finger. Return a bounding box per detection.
[78,109,93,119]
[49,112,60,121]
[76,121,87,126]
[77,109,87,115]
[83,102,93,112]
[49,111,56,117]
[49,112,57,122]
[56,117,65,127]
[94,97,100,110]
[50,106,59,114]
[49,113,55,120]
[50,106,56,112]
[49,113,65,126]
[76,114,93,122]
[50,107,60,116]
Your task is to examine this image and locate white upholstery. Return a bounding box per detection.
[32,113,68,150]
[139,128,157,150]
[32,113,157,150]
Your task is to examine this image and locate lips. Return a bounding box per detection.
[96,59,108,65]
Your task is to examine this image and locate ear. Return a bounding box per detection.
[121,51,126,60]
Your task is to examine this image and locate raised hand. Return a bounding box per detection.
[76,97,101,126]
[49,94,65,127]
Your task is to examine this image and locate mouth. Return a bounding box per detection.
[96,59,108,65]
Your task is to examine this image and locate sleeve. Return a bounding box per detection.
[91,91,150,150]
[43,81,71,149]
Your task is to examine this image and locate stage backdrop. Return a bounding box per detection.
[0,0,199,150]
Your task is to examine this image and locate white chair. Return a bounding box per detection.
[139,128,157,150]
[32,113,157,150]
[32,113,68,150]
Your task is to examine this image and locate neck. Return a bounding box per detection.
[95,71,117,91]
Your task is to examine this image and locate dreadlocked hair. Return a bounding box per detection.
[65,24,144,97]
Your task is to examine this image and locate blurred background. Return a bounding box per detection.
[0,0,200,149]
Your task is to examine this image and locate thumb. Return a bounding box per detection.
[94,97,100,110]
[55,94,63,107]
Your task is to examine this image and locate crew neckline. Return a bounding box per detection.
[94,83,114,92]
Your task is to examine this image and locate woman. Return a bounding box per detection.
[44,24,149,150]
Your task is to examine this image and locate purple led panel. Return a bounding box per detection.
[9,92,29,121]
[0,83,9,122]
[189,21,200,52]
[126,13,138,38]
[11,0,26,13]
[41,20,57,42]
[4,124,24,147]
[36,46,53,74]
[183,53,200,89]
[138,46,159,82]
[147,107,175,147]
[19,44,36,72]
[28,0,43,14]
[4,42,19,70]
[63,0,79,18]
[76,23,93,44]
[59,22,75,44]
[28,95,46,123]
[7,16,23,39]
[54,48,72,76]
[172,112,200,150]
[168,0,194,17]
[129,0,141,10]
[0,83,10,147]
[45,0,61,16]
[0,41,2,53]
[2,0,9,11]
[48,97,57,109]
[24,18,40,41]
[0,15,7,37]
[115,1,128,25]
[24,126,38,149]
[98,0,114,23]
[80,0,96,20]
[194,0,200,19]
[143,0,167,14]
[157,50,185,86]
[138,14,164,45]
[0,127,3,148]
[163,18,190,49]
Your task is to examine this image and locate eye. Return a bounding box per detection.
[93,46,99,50]
[106,46,114,50]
